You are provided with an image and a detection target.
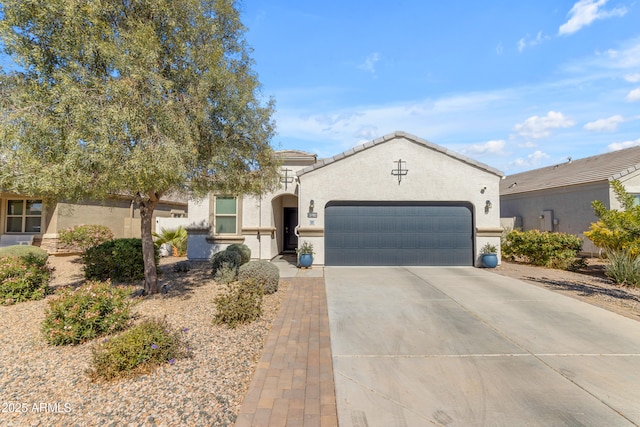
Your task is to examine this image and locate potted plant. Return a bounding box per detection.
[480,243,499,268]
[296,241,314,268]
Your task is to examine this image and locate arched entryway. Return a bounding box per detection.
[271,194,299,255]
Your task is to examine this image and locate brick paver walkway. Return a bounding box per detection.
[235,277,338,427]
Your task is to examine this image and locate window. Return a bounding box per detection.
[6,199,43,233]
[214,196,238,234]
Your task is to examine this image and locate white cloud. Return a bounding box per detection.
[496,43,503,55]
[513,111,575,139]
[626,88,640,102]
[608,138,640,151]
[358,52,380,75]
[569,38,640,73]
[584,115,625,131]
[518,141,537,148]
[559,0,627,36]
[462,140,506,156]
[624,73,640,82]
[354,126,379,143]
[517,31,550,53]
[512,150,550,168]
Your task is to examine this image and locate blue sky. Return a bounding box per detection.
[1,1,638,175]
[240,0,640,174]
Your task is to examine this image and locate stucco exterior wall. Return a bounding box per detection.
[297,136,502,265]
[500,182,611,254]
[44,199,184,254]
[187,160,309,261]
[51,199,133,237]
[500,170,640,255]
[51,199,181,237]
[617,171,640,204]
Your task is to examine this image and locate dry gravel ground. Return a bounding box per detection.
[2,256,639,426]
[493,258,640,321]
[0,255,288,427]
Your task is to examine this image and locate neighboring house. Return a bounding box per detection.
[500,146,640,254]
[0,191,187,254]
[187,131,504,267]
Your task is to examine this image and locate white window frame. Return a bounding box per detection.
[5,199,43,233]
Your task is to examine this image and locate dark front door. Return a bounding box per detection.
[283,207,298,252]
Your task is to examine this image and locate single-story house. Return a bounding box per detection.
[0,191,187,254]
[500,146,640,254]
[186,131,504,267]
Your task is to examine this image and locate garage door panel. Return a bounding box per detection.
[325,203,473,266]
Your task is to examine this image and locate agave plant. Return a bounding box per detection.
[153,227,187,257]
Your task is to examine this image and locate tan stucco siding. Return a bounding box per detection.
[52,200,133,237]
[500,182,610,254]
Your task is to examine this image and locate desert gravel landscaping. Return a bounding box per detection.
[1,254,639,427]
[1,256,288,427]
[493,258,640,321]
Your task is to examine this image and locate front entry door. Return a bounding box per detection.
[283,208,298,252]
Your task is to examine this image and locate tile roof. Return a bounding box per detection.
[500,146,640,195]
[275,150,317,164]
[297,131,504,177]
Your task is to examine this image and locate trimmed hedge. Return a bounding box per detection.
[83,238,158,282]
[226,243,251,265]
[502,229,583,270]
[210,250,242,282]
[0,245,49,265]
[238,260,279,294]
[58,224,114,252]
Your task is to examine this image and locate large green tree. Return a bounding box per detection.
[0,0,279,294]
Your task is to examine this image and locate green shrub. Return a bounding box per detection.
[502,229,583,269]
[88,317,191,381]
[605,250,640,286]
[213,279,263,328]
[0,255,52,305]
[59,224,114,252]
[173,260,191,273]
[238,260,280,294]
[210,250,242,279]
[226,243,251,265]
[585,180,640,257]
[214,262,238,284]
[42,280,133,346]
[83,238,157,282]
[0,245,49,265]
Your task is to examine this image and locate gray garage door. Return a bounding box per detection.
[324,202,473,266]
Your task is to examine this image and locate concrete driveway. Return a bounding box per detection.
[325,267,640,427]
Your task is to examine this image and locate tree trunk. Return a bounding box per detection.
[139,200,159,295]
